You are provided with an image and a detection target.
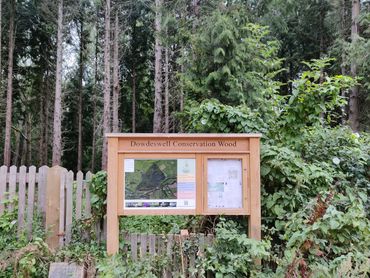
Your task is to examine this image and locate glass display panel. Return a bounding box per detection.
[207,159,243,209]
[124,159,196,209]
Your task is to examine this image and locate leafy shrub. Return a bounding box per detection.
[200,219,271,277]
[276,189,370,277]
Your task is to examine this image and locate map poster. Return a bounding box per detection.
[207,159,243,209]
[124,158,196,209]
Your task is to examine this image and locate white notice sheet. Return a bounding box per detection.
[207,159,243,209]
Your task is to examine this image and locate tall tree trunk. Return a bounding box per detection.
[102,0,111,170]
[132,67,136,133]
[77,20,84,171]
[44,75,50,165]
[164,46,169,133]
[340,0,348,123]
[153,0,163,133]
[52,0,64,166]
[348,0,360,131]
[39,88,45,166]
[91,16,99,172]
[3,0,15,166]
[112,14,120,133]
[13,123,22,166]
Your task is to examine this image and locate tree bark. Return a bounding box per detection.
[77,19,84,171]
[112,13,120,133]
[39,88,45,166]
[164,46,169,133]
[44,75,50,165]
[132,67,136,133]
[153,0,163,133]
[3,0,16,166]
[91,14,99,172]
[102,0,111,170]
[348,0,360,131]
[52,0,64,166]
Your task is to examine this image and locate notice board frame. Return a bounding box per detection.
[106,133,261,255]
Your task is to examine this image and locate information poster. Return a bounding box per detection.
[124,159,196,209]
[207,159,243,209]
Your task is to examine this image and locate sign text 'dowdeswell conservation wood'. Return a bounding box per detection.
[106,133,261,255]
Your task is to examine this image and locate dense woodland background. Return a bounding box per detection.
[0,0,369,172]
[0,1,370,276]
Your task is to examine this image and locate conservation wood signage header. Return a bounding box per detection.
[106,133,261,255]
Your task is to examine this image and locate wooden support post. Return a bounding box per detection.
[45,165,65,250]
[248,138,261,240]
[107,137,119,255]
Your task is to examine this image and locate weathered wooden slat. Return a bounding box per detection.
[37,165,49,214]
[197,233,205,277]
[149,234,156,255]
[165,234,174,277]
[131,234,138,261]
[76,171,83,220]
[17,166,27,236]
[0,166,7,214]
[65,171,74,244]
[102,217,107,242]
[8,166,17,212]
[140,234,147,257]
[59,169,67,247]
[84,171,92,218]
[188,234,196,278]
[27,166,36,240]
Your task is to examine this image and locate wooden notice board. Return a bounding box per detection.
[106,133,261,255]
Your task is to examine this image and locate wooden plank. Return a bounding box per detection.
[130,234,138,261]
[17,166,27,236]
[140,234,147,257]
[65,170,74,244]
[8,166,17,212]
[27,166,36,240]
[198,233,205,277]
[45,166,64,249]
[196,154,203,215]
[189,234,196,278]
[248,138,261,240]
[75,171,83,220]
[174,235,181,274]
[0,166,7,214]
[59,169,67,247]
[84,171,92,218]
[38,165,49,215]
[165,234,174,278]
[149,234,156,255]
[107,137,119,255]
[157,234,164,255]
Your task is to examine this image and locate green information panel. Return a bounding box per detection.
[124,159,196,209]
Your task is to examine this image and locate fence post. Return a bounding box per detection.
[45,165,65,250]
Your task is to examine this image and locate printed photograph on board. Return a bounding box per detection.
[124,159,196,209]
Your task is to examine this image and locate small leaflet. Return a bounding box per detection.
[124,159,135,172]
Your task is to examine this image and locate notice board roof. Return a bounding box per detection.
[106,133,262,138]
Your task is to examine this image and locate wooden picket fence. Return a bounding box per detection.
[0,165,95,243]
[121,232,214,277]
[0,165,217,277]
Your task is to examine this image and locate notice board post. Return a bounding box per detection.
[106,134,261,255]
